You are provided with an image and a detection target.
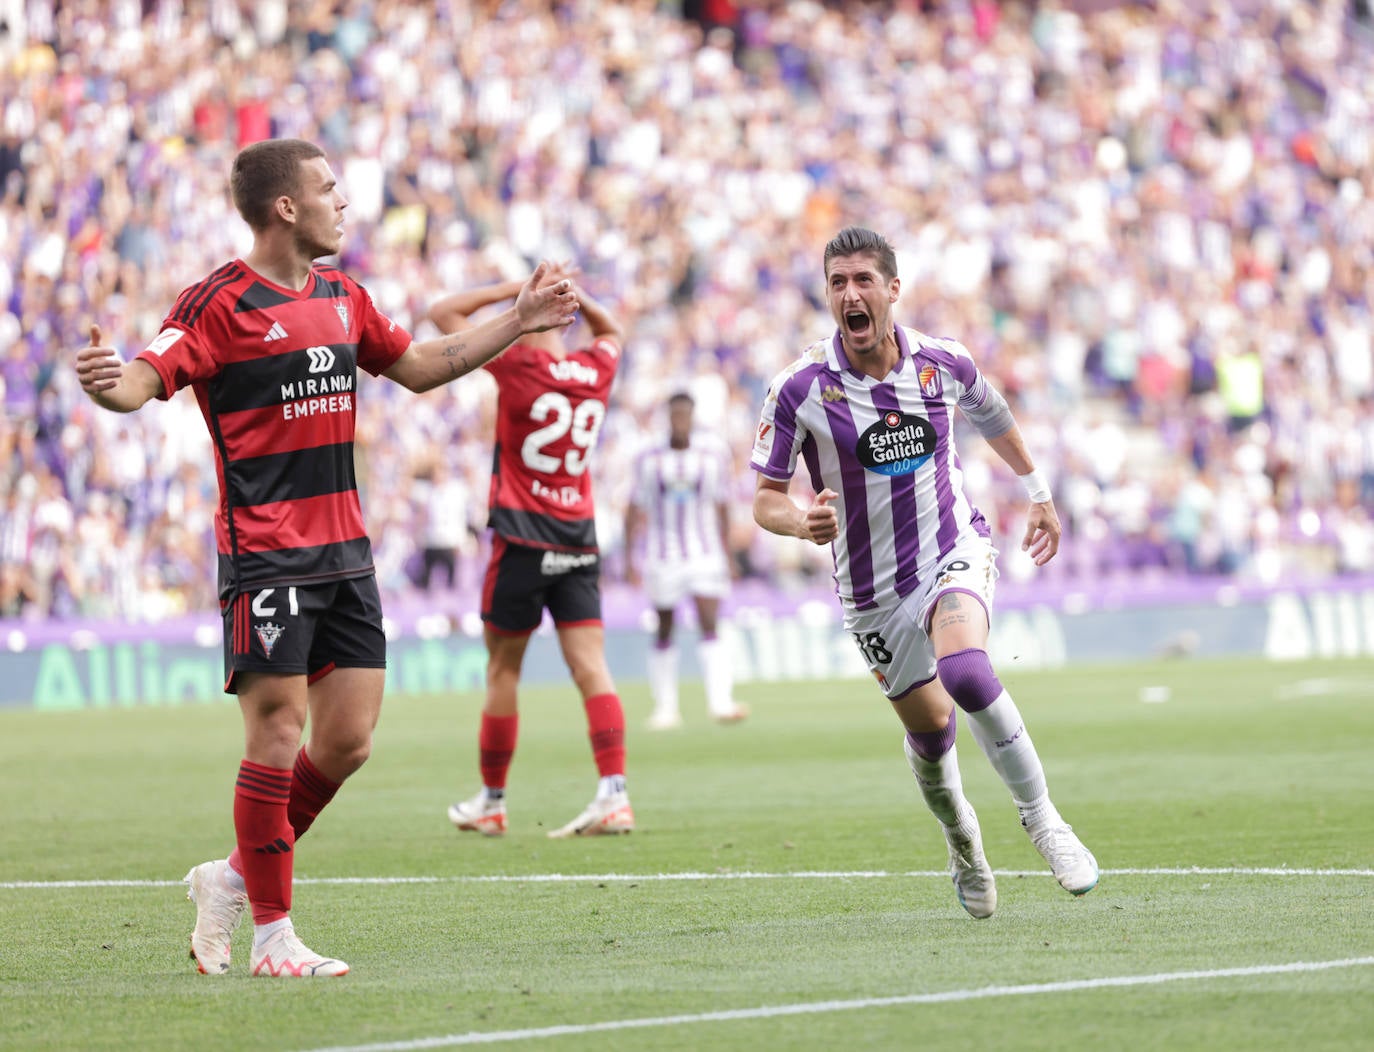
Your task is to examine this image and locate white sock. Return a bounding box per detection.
[647,644,679,718]
[597,774,626,799]
[223,859,246,893]
[699,636,736,716]
[962,691,1061,828]
[903,737,976,830]
[253,917,292,949]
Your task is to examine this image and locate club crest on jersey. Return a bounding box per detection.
[918,363,941,398]
[334,302,350,335]
[857,410,935,477]
[255,622,285,659]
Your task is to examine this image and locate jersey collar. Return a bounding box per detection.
[828,326,913,382]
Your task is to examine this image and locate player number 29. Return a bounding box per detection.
[522,393,606,476]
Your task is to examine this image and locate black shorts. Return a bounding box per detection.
[222,575,387,693]
[481,536,603,635]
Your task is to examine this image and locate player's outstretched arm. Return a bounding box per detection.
[984,426,1061,566]
[387,263,577,393]
[425,279,526,336]
[571,283,624,346]
[753,476,839,546]
[74,324,164,412]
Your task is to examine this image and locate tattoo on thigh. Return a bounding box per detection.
[932,593,971,631]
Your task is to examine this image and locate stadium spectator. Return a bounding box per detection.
[2,0,1373,628]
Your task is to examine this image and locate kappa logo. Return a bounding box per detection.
[264,321,288,342]
[255,622,285,659]
[306,346,336,373]
[334,302,350,335]
[821,385,847,403]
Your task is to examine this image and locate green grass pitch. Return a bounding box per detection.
[2,656,1372,1051]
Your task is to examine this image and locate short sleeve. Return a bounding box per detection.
[750,372,804,481]
[135,323,218,399]
[354,284,412,376]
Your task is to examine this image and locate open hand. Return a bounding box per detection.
[515,261,578,333]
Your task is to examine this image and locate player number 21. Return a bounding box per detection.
[522,393,606,476]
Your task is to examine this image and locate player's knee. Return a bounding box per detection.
[566,655,613,698]
[935,648,1004,714]
[319,733,372,779]
[485,657,522,690]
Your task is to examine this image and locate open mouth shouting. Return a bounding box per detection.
[844,310,872,339]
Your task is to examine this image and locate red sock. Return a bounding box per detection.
[479,713,519,789]
[583,693,626,777]
[287,748,341,838]
[228,749,342,877]
[232,760,293,925]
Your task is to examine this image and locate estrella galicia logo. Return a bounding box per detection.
[857,410,935,476]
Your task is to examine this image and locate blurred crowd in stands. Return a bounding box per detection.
[2,0,1373,623]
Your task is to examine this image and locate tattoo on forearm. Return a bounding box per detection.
[442,341,472,378]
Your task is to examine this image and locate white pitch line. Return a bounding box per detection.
[2,866,1372,890]
[299,957,1374,1052]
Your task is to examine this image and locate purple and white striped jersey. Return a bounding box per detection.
[630,434,731,565]
[751,326,994,612]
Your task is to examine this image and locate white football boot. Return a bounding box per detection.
[547,791,635,838]
[1029,822,1099,896]
[185,859,248,975]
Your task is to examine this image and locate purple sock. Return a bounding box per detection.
[937,648,1004,714]
[906,711,957,761]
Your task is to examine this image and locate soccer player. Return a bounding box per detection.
[625,391,747,728]
[751,226,1098,918]
[428,267,633,839]
[72,138,578,976]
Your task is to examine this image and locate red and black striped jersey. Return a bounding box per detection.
[136,259,411,601]
[484,337,620,552]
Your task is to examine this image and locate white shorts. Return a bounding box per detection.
[644,555,730,610]
[842,538,1000,699]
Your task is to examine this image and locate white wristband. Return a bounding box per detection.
[1018,468,1052,504]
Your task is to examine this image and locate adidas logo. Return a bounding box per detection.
[264,321,288,342]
